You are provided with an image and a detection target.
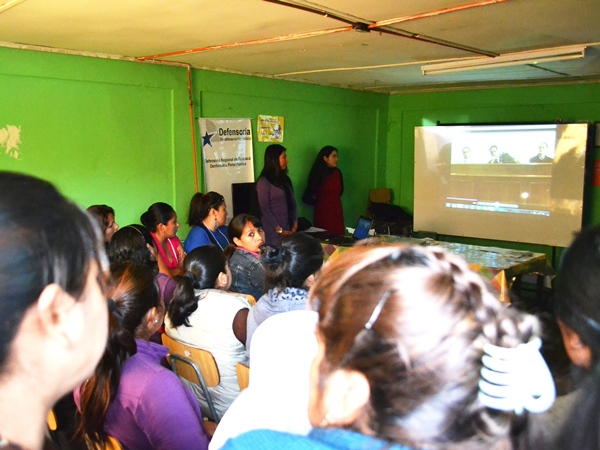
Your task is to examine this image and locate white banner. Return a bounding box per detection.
[199,118,254,218]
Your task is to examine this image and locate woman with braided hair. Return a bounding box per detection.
[223,244,555,450]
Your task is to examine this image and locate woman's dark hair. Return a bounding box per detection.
[87,204,115,234]
[168,245,226,328]
[555,225,600,364]
[258,144,288,185]
[560,369,600,449]
[140,202,175,232]
[309,244,537,449]
[77,262,160,447]
[228,214,262,242]
[108,225,157,273]
[258,144,295,229]
[187,191,225,227]
[262,233,323,291]
[0,172,107,372]
[304,146,342,205]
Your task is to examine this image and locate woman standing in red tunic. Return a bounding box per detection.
[303,146,344,236]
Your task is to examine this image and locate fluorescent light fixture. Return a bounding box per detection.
[421,45,586,76]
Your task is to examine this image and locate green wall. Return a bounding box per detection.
[0,46,389,239]
[387,83,600,257]
[2,44,599,258]
[192,70,389,228]
[0,46,195,231]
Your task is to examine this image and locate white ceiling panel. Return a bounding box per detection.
[0,0,598,93]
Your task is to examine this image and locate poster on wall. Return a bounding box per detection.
[199,118,254,216]
[257,115,284,142]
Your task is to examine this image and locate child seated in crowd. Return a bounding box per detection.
[226,214,266,301]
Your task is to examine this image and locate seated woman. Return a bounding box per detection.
[547,225,600,449]
[87,204,119,244]
[184,191,230,253]
[76,262,210,450]
[224,244,555,449]
[210,310,319,450]
[141,202,185,278]
[108,224,176,308]
[165,245,252,419]
[0,172,108,450]
[245,233,324,356]
[225,214,266,301]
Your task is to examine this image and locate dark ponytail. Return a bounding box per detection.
[262,233,324,291]
[168,273,198,328]
[187,192,225,227]
[140,202,175,233]
[304,146,340,205]
[76,262,160,447]
[167,245,226,328]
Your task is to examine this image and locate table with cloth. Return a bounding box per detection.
[320,236,553,303]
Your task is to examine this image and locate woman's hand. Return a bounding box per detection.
[177,245,186,268]
[291,220,298,233]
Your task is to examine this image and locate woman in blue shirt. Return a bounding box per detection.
[184,191,230,253]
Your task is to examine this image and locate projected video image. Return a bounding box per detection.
[414,124,588,247]
[450,126,556,165]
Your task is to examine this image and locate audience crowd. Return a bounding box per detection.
[2,168,598,450]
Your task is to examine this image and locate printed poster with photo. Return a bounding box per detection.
[257,115,284,142]
[199,118,254,213]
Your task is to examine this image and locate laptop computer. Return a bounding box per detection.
[322,216,374,246]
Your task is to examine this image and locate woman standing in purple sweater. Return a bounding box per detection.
[256,144,298,245]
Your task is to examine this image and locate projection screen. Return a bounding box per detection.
[414,124,588,247]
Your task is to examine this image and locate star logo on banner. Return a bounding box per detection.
[202,131,214,147]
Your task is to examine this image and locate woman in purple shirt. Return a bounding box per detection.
[75,262,211,450]
[256,144,298,245]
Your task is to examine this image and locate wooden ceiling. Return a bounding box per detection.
[1,0,599,93]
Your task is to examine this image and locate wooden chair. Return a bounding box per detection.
[240,293,257,306]
[236,362,250,391]
[105,437,122,450]
[47,410,58,432]
[161,333,221,422]
[47,409,121,449]
[45,409,59,445]
[84,434,122,450]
